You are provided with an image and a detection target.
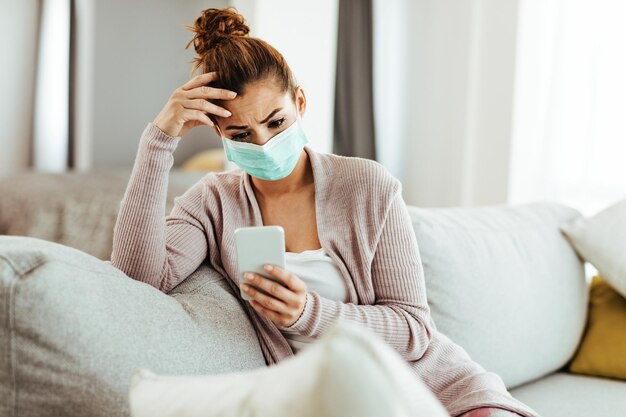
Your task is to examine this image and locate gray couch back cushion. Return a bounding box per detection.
[0,236,265,417]
[408,202,587,389]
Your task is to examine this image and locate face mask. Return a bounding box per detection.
[219,116,309,181]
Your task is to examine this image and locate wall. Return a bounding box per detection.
[81,0,229,169]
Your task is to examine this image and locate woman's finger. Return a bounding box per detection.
[182,99,232,118]
[181,71,218,91]
[242,282,289,314]
[250,300,288,326]
[185,85,237,101]
[263,265,307,293]
[181,109,214,127]
[245,273,299,306]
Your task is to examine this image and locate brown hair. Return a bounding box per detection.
[184,7,298,100]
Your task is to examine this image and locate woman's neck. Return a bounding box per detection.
[250,150,313,199]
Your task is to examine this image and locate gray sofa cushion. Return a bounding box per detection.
[408,202,587,389]
[0,236,265,417]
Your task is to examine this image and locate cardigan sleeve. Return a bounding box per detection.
[276,188,437,362]
[110,122,209,294]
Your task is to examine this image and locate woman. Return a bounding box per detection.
[110,7,540,417]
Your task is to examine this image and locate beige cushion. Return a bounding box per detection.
[561,198,626,298]
[180,148,225,172]
[128,320,450,417]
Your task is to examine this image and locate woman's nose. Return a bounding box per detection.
[253,132,274,146]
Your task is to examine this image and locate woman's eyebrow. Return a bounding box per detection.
[225,108,282,131]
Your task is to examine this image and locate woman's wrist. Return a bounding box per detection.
[279,292,309,333]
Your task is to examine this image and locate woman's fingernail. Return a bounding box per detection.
[245,272,253,280]
[264,265,273,272]
[229,91,237,97]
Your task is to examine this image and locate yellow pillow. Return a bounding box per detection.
[180,149,225,172]
[568,275,626,380]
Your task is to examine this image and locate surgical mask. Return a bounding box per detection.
[219,116,309,181]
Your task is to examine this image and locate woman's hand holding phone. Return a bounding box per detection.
[152,71,237,138]
[242,264,308,329]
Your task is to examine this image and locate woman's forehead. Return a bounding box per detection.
[221,85,292,124]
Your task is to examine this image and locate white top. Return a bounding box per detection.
[279,247,349,353]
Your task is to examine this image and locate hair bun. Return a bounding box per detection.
[185,7,250,55]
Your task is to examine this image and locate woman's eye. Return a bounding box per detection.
[269,118,285,128]
[232,132,250,141]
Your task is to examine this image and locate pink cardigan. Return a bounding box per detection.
[111,122,541,417]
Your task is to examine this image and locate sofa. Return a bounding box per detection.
[1,170,625,416]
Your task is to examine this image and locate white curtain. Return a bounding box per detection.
[33,0,72,172]
[372,0,411,182]
[509,0,626,215]
[1,0,73,174]
[372,0,521,207]
[0,0,40,177]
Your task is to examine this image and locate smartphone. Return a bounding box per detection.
[234,225,286,301]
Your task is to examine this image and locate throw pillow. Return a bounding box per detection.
[128,320,450,417]
[0,236,265,417]
[561,198,626,297]
[568,275,626,381]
